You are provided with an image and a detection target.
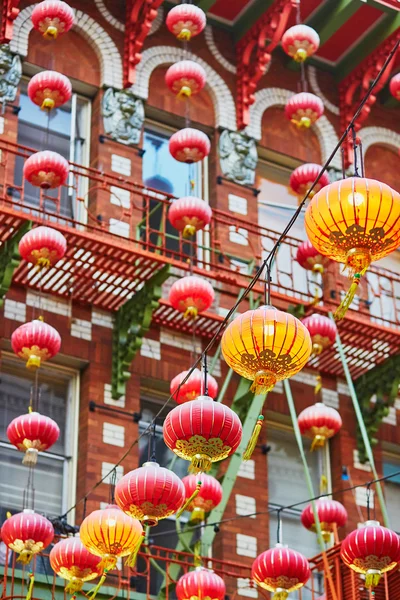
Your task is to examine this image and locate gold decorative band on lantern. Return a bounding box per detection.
[243,415,264,461]
[176,480,202,518]
[250,371,277,394]
[17,549,34,564]
[189,453,212,474]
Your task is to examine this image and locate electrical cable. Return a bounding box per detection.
[59,37,399,521]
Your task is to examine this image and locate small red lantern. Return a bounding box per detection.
[282,25,320,63]
[11,319,62,370]
[19,226,67,269]
[290,164,329,199]
[341,520,400,588]
[168,196,212,238]
[389,73,400,100]
[285,92,324,128]
[169,275,214,319]
[170,368,218,404]
[1,509,54,564]
[169,128,211,164]
[28,71,72,111]
[301,499,348,542]
[166,5,206,41]
[182,473,223,523]
[252,544,311,598]
[296,240,330,274]
[298,402,342,450]
[176,567,225,600]
[50,538,102,594]
[115,461,185,527]
[165,61,206,99]
[7,411,60,466]
[31,0,75,40]
[302,314,337,355]
[163,395,243,473]
[23,151,69,189]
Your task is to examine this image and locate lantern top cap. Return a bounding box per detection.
[196,395,214,402]
[365,520,380,527]
[23,509,35,514]
[142,461,160,468]
[275,542,288,549]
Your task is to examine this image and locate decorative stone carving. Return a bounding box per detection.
[102,88,144,146]
[219,130,258,186]
[0,44,21,103]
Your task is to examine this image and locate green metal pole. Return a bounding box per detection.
[330,313,390,527]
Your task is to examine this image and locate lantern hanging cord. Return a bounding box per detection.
[58,37,399,521]
[203,353,209,396]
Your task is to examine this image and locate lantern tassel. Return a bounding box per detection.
[25,574,34,600]
[189,454,212,474]
[365,571,381,588]
[311,434,326,451]
[86,571,108,600]
[177,86,192,100]
[176,481,202,518]
[334,266,368,321]
[183,224,196,238]
[184,306,198,320]
[243,416,264,461]
[177,29,192,41]
[272,591,288,600]
[189,507,205,524]
[65,579,84,594]
[23,448,39,466]
[314,375,322,395]
[250,371,276,394]
[17,550,33,565]
[125,533,146,568]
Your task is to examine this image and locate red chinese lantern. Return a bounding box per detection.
[19,226,67,269]
[163,395,242,473]
[301,499,348,541]
[49,538,102,594]
[182,473,223,523]
[296,240,330,274]
[23,150,69,189]
[252,545,311,598]
[1,509,54,564]
[168,196,212,238]
[302,314,337,355]
[298,403,342,450]
[28,71,72,111]
[290,164,329,199]
[170,368,218,404]
[282,25,320,63]
[31,0,75,40]
[169,276,214,319]
[115,461,185,526]
[176,568,225,600]
[285,93,324,128]
[166,5,206,41]
[165,61,206,99]
[341,520,400,588]
[7,411,60,466]
[169,128,211,164]
[11,319,62,370]
[389,73,400,100]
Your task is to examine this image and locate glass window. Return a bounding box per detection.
[383,459,400,534]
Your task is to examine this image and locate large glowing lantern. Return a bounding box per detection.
[169,276,214,319]
[221,305,312,394]
[23,151,69,189]
[302,314,337,355]
[80,506,143,570]
[19,226,67,269]
[296,240,330,274]
[115,462,185,526]
[282,25,320,63]
[1,509,54,564]
[169,128,210,163]
[165,61,206,98]
[298,403,342,450]
[168,197,212,238]
[7,411,60,466]
[28,71,72,111]
[389,73,400,100]
[11,319,61,370]
[31,1,75,40]
[252,545,311,598]
[341,520,400,588]
[285,92,324,128]
[182,473,223,523]
[176,568,225,600]
[163,395,242,473]
[170,368,218,404]
[290,164,329,199]
[166,5,206,41]
[301,499,348,542]
[305,177,400,319]
[49,538,102,593]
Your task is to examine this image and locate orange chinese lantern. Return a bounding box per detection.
[1,509,54,564]
[23,151,69,189]
[166,5,206,41]
[28,71,72,111]
[169,128,211,163]
[282,25,320,62]
[285,92,324,128]
[165,61,206,99]
[182,473,223,523]
[163,395,242,473]
[31,0,75,40]
[49,538,102,594]
[170,368,218,403]
[168,196,212,238]
[389,73,400,100]
[7,411,60,466]
[305,176,400,319]
[301,499,347,542]
[19,226,67,269]
[302,314,337,355]
[252,545,311,599]
[298,403,342,450]
[290,164,329,199]
[11,319,61,370]
[176,568,226,600]
[169,276,214,319]
[221,305,312,394]
[296,240,330,274]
